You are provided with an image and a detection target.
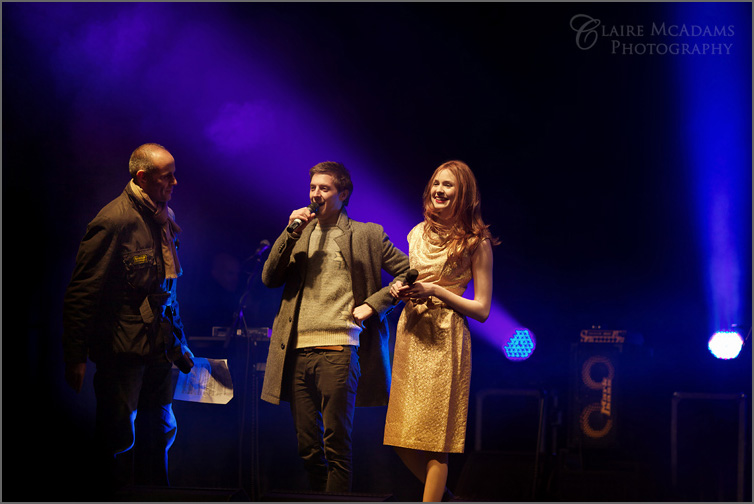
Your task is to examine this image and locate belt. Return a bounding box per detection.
[297,345,346,352]
[313,345,344,351]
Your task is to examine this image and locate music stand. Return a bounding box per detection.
[224,250,269,501]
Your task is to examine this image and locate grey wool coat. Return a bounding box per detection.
[260,209,410,407]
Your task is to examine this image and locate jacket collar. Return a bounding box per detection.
[335,207,351,232]
[334,208,352,272]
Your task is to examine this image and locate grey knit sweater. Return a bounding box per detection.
[295,223,361,348]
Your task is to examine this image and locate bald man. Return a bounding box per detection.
[63,143,193,495]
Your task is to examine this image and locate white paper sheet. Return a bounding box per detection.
[173,357,234,404]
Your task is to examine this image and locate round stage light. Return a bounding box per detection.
[503,328,536,361]
[707,331,744,359]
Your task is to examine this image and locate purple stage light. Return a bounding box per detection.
[468,303,524,358]
[707,331,744,360]
[502,328,536,362]
[9,2,524,351]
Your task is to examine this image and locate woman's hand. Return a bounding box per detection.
[392,281,435,300]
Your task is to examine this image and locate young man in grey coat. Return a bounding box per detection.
[261,161,410,493]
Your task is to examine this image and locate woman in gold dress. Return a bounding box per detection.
[385,160,496,501]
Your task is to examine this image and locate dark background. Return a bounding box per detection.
[2,2,751,501]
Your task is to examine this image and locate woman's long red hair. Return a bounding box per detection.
[422,160,499,269]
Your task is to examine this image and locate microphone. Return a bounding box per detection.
[242,239,271,263]
[287,202,320,233]
[393,268,419,305]
[405,269,419,286]
[246,239,270,262]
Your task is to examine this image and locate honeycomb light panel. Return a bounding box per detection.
[503,328,536,361]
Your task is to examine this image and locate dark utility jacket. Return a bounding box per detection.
[260,209,410,407]
[63,182,188,367]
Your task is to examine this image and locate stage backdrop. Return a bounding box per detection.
[2,2,751,501]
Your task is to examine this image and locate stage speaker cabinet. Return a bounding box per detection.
[568,330,626,450]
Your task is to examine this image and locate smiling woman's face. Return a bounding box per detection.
[430,168,457,218]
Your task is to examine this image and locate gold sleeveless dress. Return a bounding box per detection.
[383,223,472,453]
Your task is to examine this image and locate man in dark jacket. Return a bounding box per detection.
[261,161,410,492]
[63,143,193,494]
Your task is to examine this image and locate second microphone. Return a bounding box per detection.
[393,268,419,305]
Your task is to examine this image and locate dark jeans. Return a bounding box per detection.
[289,346,360,493]
[93,353,177,493]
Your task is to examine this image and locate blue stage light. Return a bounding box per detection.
[503,328,536,361]
[707,331,744,360]
[675,3,750,358]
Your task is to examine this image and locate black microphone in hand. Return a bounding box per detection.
[287,202,320,233]
[393,268,419,305]
[405,268,419,286]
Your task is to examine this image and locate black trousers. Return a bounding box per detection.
[289,346,361,493]
[93,353,177,493]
